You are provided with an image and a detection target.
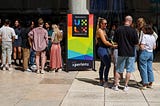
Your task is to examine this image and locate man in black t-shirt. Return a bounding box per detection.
[112,16,138,91]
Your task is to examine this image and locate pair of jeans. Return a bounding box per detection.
[97,46,111,82]
[29,48,35,66]
[139,50,154,84]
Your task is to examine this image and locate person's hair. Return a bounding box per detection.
[45,21,52,30]
[26,20,34,27]
[96,17,106,44]
[4,19,11,25]
[143,24,154,35]
[125,15,133,22]
[137,18,146,29]
[53,24,63,41]
[38,18,44,25]
[96,17,106,30]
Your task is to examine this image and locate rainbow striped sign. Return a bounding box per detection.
[67,14,94,70]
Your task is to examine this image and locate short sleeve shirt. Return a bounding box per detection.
[0,25,16,42]
[141,34,156,52]
[28,27,48,51]
[113,26,138,57]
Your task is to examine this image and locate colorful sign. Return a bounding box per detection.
[67,14,94,70]
[72,15,89,37]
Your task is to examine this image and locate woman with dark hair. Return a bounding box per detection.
[44,21,53,67]
[139,24,156,90]
[13,19,23,66]
[96,17,117,87]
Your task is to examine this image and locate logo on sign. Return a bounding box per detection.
[72,15,89,37]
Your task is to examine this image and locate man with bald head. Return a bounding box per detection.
[112,15,138,91]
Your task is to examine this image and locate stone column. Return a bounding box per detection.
[69,0,89,14]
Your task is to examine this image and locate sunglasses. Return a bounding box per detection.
[103,23,107,25]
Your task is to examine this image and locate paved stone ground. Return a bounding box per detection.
[0,53,160,106]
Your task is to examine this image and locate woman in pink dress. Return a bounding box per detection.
[50,24,63,72]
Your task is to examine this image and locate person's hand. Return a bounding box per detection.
[112,44,118,48]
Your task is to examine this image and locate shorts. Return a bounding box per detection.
[116,56,135,73]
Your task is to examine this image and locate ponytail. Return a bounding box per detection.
[96,17,105,44]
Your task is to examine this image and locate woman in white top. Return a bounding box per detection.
[139,24,156,90]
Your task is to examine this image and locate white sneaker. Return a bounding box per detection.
[5,64,10,71]
[112,85,119,91]
[1,64,5,71]
[58,68,62,71]
[41,70,45,74]
[26,68,32,72]
[123,86,129,92]
[37,70,40,74]
[2,67,6,71]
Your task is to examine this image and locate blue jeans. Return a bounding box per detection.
[97,46,111,82]
[139,50,154,84]
[29,48,35,66]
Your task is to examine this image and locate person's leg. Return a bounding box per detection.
[103,52,111,82]
[112,56,125,90]
[97,47,106,85]
[7,43,12,65]
[97,47,106,83]
[115,56,125,85]
[113,49,124,79]
[18,46,22,65]
[147,52,154,85]
[125,57,135,86]
[114,72,120,86]
[13,47,17,65]
[35,52,40,73]
[29,48,35,66]
[5,43,12,70]
[41,51,46,73]
[139,51,148,85]
[99,60,105,82]
[1,43,6,67]
[125,72,131,86]
[22,48,30,71]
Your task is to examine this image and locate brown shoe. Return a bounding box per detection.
[147,82,153,89]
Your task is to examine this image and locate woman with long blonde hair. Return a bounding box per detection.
[50,24,63,72]
[96,17,117,87]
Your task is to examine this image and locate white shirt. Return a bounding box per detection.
[0,25,16,42]
[141,34,156,52]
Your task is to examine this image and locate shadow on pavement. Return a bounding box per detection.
[76,78,99,85]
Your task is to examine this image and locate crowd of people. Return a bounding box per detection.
[0,18,63,74]
[0,15,159,91]
[96,15,158,91]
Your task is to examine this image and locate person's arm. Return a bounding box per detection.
[153,37,156,50]
[11,28,16,42]
[153,31,158,40]
[98,29,117,48]
[139,35,146,50]
[28,30,33,47]
[51,32,55,42]
[45,30,48,45]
